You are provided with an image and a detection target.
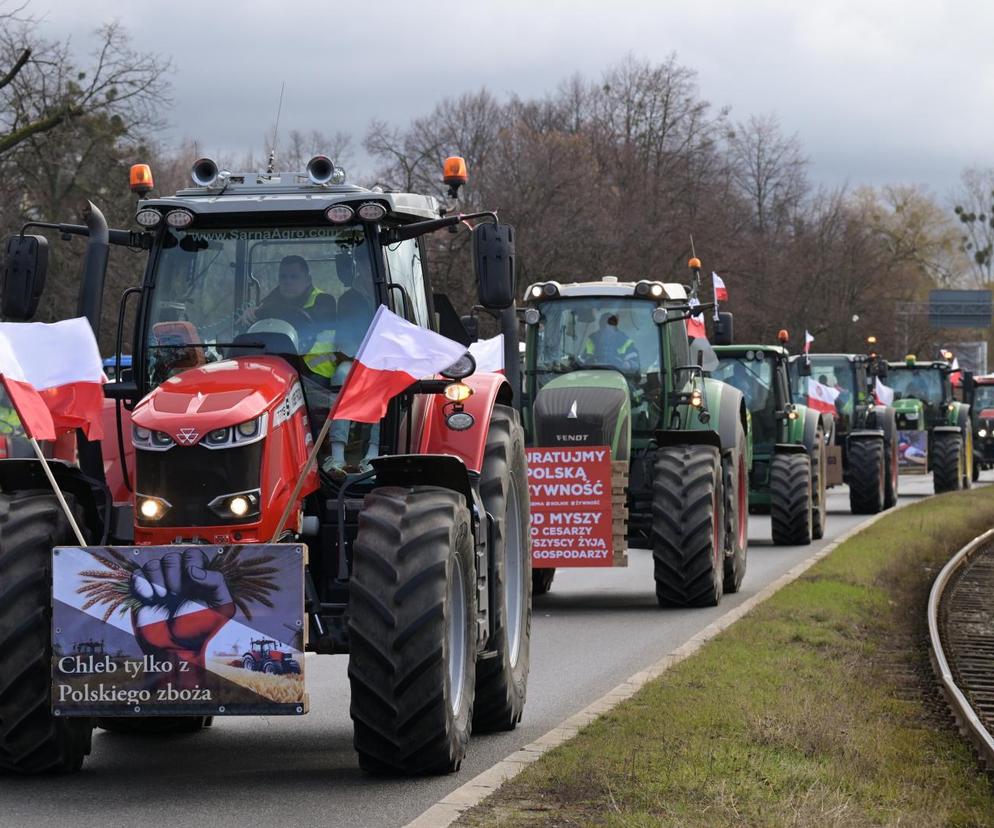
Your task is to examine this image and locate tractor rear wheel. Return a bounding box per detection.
[532,569,555,596]
[722,423,748,594]
[770,453,813,546]
[848,437,885,514]
[349,486,476,775]
[933,432,963,494]
[474,405,531,733]
[0,490,93,774]
[810,427,828,539]
[651,444,724,608]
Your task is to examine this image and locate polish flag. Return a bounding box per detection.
[711,272,728,302]
[804,330,815,354]
[687,298,707,339]
[807,378,840,415]
[329,305,468,424]
[0,318,105,441]
[469,334,504,373]
[874,376,895,406]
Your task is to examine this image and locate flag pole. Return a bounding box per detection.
[28,437,87,546]
[270,415,333,542]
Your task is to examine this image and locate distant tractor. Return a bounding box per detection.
[964,373,994,480]
[521,265,751,607]
[790,353,899,514]
[886,356,973,493]
[714,337,831,545]
[242,639,301,675]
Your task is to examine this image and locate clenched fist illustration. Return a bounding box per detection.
[130,548,236,685]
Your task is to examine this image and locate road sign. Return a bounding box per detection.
[928,290,992,329]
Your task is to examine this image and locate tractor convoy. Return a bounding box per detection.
[0,150,981,782]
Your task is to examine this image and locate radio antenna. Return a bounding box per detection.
[689,234,697,259]
[266,81,286,175]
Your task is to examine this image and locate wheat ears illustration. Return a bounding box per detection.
[76,547,280,622]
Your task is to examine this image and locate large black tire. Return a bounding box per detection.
[810,427,828,540]
[474,405,531,733]
[848,437,885,514]
[722,426,748,594]
[972,454,981,482]
[98,716,212,735]
[932,432,963,494]
[770,453,812,546]
[651,445,724,608]
[883,413,899,509]
[0,491,93,774]
[532,569,555,595]
[349,486,477,775]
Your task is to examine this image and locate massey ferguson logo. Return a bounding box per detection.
[176,427,200,446]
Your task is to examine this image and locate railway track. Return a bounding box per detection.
[929,528,994,773]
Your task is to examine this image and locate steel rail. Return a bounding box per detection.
[927,527,994,773]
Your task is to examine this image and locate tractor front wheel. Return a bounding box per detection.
[770,453,813,546]
[848,437,885,514]
[722,424,748,594]
[810,427,828,539]
[349,486,477,775]
[933,432,963,494]
[651,444,724,608]
[474,405,532,733]
[0,490,93,774]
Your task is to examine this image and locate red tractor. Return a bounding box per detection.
[0,154,531,775]
[242,639,301,675]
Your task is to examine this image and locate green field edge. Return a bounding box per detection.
[459,489,994,828]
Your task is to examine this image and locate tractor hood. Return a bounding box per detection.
[132,355,299,442]
[532,370,632,460]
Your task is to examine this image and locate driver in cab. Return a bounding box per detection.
[582,313,639,372]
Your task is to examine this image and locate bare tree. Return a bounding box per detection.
[952,166,994,287]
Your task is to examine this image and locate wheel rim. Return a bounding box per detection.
[448,555,467,715]
[737,455,747,549]
[504,474,525,669]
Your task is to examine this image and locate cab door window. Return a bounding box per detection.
[384,238,429,328]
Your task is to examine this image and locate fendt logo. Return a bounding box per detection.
[556,434,590,442]
[176,427,200,446]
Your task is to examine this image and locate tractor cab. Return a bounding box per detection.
[886,357,954,429]
[712,345,791,452]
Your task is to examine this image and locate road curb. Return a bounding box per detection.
[405,503,908,828]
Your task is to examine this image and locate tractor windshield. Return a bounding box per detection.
[973,384,994,416]
[712,353,776,448]
[144,225,376,388]
[888,367,945,405]
[531,297,662,389]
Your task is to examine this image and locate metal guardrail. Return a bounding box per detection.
[927,528,994,773]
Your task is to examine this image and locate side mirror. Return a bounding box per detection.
[460,314,480,341]
[473,223,515,310]
[3,234,48,321]
[798,359,812,377]
[712,311,733,346]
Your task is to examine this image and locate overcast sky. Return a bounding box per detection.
[30,0,994,196]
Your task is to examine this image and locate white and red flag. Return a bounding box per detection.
[329,305,468,424]
[0,318,105,441]
[711,272,728,302]
[687,298,707,339]
[468,334,504,374]
[804,330,815,354]
[874,376,895,406]
[807,378,840,415]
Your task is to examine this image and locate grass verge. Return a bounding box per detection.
[459,489,994,827]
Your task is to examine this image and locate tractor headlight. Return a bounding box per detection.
[208,489,261,520]
[201,414,268,449]
[133,426,174,451]
[980,428,988,438]
[444,382,473,403]
[137,494,171,522]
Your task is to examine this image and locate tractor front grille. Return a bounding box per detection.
[136,442,263,526]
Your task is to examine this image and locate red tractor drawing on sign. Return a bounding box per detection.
[241,638,301,675]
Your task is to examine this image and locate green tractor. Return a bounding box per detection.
[886,356,973,493]
[789,353,899,514]
[521,268,751,607]
[713,338,831,545]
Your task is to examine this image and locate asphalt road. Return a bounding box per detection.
[0,473,955,827]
